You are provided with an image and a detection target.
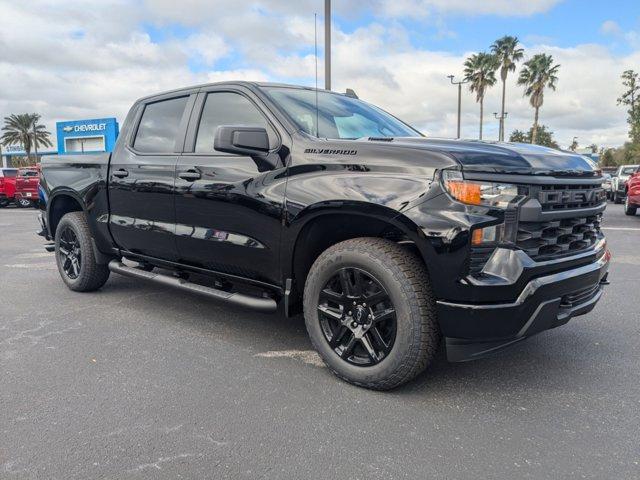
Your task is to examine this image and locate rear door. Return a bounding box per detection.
[108,92,196,260]
[174,87,287,284]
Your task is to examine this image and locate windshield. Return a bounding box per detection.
[1,169,17,177]
[263,87,421,139]
[621,167,638,175]
[18,169,38,177]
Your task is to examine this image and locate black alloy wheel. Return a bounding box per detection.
[58,226,82,280]
[318,267,397,366]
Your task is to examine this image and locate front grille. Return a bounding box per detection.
[516,214,602,260]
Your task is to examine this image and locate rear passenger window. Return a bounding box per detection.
[195,92,275,153]
[134,96,189,153]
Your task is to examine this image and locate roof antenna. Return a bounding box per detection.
[314,12,319,138]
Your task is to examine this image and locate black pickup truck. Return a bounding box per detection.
[38,82,610,389]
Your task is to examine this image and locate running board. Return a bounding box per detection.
[108,260,277,313]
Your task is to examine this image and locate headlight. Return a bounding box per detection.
[441,170,524,208]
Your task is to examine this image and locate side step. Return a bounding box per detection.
[108,260,277,313]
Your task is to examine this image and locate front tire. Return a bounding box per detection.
[624,196,637,216]
[55,212,110,292]
[614,192,623,204]
[303,238,440,390]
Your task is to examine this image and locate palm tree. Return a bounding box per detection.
[491,36,524,141]
[1,113,53,162]
[463,52,498,140]
[517,54,560,144]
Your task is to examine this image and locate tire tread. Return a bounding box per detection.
[303,237,440,390]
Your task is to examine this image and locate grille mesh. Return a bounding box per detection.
[516,214,601,260]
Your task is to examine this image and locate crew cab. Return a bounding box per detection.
[0,168,18,207]
[14,166,40,208]
[38,82,610,390]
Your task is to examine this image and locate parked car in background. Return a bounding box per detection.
[612,164,640,204]
[602,173,613,199]
[14,166,40,208]
[625,170,640,216]
[0,168,18,207]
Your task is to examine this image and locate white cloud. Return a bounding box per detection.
[0,0,636,152]
[600,20,623,36]
[376,0,563,17]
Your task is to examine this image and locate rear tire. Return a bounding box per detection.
[303,238,440,390]
[624,196,637,216]
[55,212,110,292]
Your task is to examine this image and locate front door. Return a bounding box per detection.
[108,94,195,260]
[174,89,287,285]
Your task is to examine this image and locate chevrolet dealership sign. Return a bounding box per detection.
[56,118,119,154]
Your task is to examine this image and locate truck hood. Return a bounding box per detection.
[386,138,600,176]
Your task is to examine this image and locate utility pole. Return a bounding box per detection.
[448,75,468,139]
[493,112,508,141]
[324,0,331,91]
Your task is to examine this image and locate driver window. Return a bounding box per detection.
[195,92,275,153]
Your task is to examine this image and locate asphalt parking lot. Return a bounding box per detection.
[1,204,639,479]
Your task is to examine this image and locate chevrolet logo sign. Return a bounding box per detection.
[62,126,73,132]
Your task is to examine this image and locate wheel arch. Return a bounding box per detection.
[47,190,86,238]
[284,201,434,311]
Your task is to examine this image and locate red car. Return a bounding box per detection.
[14,166,40,208]
[0,168,18,207]
[625,168,640,216]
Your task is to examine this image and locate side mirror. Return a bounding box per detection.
[214,126,270,156]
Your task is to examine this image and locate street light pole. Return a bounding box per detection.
[448,75,468,139]
[493,112,508,141]
[324,0,331,91]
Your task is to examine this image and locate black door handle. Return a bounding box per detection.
[112,169,129,178]
[179,169,201,181]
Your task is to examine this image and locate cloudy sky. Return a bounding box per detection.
[1,0,639,150]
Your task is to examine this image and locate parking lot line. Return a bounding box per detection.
[601,227,640,231]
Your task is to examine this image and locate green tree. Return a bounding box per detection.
[617,70,640,144]
[509,124,559,149]
[490,35,524,141]
[463,52,498,140]
[517,53,560,144]
[1,113,52,162]
[600,148,616,167]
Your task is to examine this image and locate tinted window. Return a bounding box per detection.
[1,169,18,177]
[18,169,38,177]
[134,96,189,153]
[195,92,274,153]
[263,87,420,139]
